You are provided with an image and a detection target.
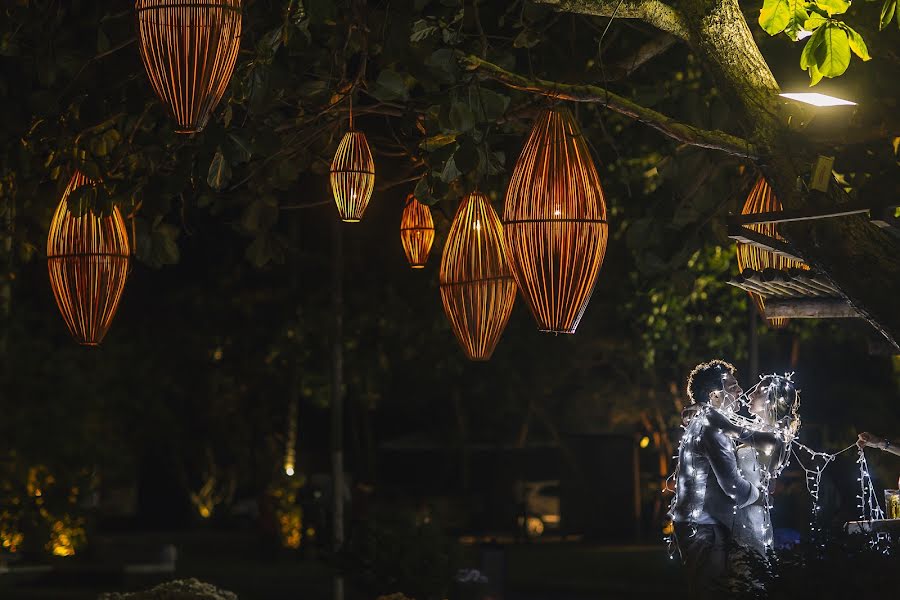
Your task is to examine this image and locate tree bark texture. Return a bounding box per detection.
[540,0,900,347]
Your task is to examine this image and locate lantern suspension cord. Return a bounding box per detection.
[596,0,625,105]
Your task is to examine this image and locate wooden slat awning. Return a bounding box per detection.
[728,267,861,319]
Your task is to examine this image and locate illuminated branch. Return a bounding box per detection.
[535,0,690,40]
[461,55,759,159]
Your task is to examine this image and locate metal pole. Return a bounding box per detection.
[331,218,345,600]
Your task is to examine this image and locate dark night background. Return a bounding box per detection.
[1,0,899,598]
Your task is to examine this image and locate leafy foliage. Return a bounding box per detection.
[757,0,878,84]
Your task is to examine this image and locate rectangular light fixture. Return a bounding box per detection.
[779,92,857,107]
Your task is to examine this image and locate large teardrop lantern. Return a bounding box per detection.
[735,177,809,328]
[400,193,435,268]
[439,192,516,361]
[503,107,608,334]
[135,0,242,133]
[330,123,375,222]
[47,173,131,345]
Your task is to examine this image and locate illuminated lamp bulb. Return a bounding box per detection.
[399,193,435,268]
[735,177,810,328]
[779,93,856,107]
[135,0,242,133]
[503,106,608,334]
[439,191,516,361]
[47,172,131,345]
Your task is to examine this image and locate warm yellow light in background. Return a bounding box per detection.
[639,436,651,449]
[779,93,857,107]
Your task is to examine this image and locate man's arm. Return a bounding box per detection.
[706,408,784,456]
[702,425,759,508]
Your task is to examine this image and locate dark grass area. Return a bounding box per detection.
[0,532,684,600]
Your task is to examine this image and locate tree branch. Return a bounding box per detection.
[460,55,759,159]
[535,0,689,40]
[602,33,678,81]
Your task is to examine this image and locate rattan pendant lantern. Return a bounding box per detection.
[135,0,242,133]
[330,103,375,222]
[735,176,809,328]
[439,191,516,361]
[400,193,435,268]
[503,106,608,334]
[47,172,131,345]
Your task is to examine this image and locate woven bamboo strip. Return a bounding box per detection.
[47,173,131,345]
[439,192,516,360]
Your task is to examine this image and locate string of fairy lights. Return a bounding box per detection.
[666,373,891,556]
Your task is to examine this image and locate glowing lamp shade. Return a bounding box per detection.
[503,107,608,334]
[779,93,856,107]
[735,177,809,328]
[135,0,242,133]
[47,173,131,345]
[330,130,375,222]
[439,192,516,361]
[400,194,435,268]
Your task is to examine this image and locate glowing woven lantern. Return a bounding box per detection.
[135,0,242,133]
[503,107,608,334]
[439,191,516,361]
[400,193,435,268]
[330,129,375,222]
[735,177,809,328]
[47,173,131,345]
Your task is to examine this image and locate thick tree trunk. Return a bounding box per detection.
[671,0,900,347]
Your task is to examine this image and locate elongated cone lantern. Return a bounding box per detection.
[400,193,435,268]
[135,0,242,133]
[330,129,375,222]
[440,192,516,361]
[47,173,131,345]
[735,177,809,328]
[503,107,608,334]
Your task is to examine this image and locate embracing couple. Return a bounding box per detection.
[668,359,799,597]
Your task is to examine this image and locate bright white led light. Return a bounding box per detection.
[779,92,857,107]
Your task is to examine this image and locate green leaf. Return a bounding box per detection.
[448,101,475,132]
[454,137,479,174]
[207,148,231,191]
[800,26,824,69]
[759,0,792,35]
[809,60,825,85]
[89,128,121,157]
[439,155,461,183]
[513,29,541,48]
[815,23,851,78]
[242,196,279,233]
[844,25,871,61]
[783,0,812,38]
[880,0,897,30]
[410,19,438,42]
[371,69,410,102]
[420,133,457,151]
[472,88,510,122]
[812,0,850,16]
[227,133,253,163]
[803,13,828,30]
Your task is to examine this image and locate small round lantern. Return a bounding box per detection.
[400,193,435,268]
[439,191,516,361]
[47,172,131,345]
[330,128,375,222]
[503,106,608,334]
[735,177,809,328]
[135,0,242,133]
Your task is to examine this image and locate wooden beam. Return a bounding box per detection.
[727,225,804,262]
[729,205,873,226]
[764,299,859,319]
